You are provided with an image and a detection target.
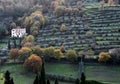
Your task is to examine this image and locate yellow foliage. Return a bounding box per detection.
[60,24,66,32]
[18,47,32,61]
[23,42,33,48]
[66,50,77,62]
[26,35,35,42]
[98,52,111,62]
[19,47,32,55]
[54,49,63,59]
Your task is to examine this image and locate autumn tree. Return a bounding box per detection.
[108,0,114,6]
[66,50,78,62]
[23,42,34,48]
[18,47,32,61]
[54,6,65,17]
[9,48,19,62]
[23,54,42,73]
[60,44,65,53]
[54,49,63,59]
[21,35,35,47]
[31,46,45,56]
[43,46,55,60]
[10,22,17,29]
[30,4,43,13]
[24,10,45,35]
[98,52,111,62]
[77,1,83,10]
[86,30,93,36]
[60,24,66,32]
[100,0,105,9]
[51,1,59,10]
[51,28,58,34]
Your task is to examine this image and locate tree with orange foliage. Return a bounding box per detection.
[9,48,19,62]
[98,52,111,62]
[60,44,65,53]
[18,47,32,61]
[108,0,114,6]
[23,42,33,48]
[23,54,42,73]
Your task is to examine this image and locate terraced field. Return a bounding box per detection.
[36,6,120,55]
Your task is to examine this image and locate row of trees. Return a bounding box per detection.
[51,0,83,17]
[9,46,78,62]
[100,0,118,9]
[0,0,36,16]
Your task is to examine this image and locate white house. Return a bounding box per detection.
[11,28,26,38]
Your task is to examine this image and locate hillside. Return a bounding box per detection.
[35,6,120,55]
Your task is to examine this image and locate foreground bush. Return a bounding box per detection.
[23,54,42,73]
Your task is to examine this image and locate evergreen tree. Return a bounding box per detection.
[41,62,46,84]
[55,78,59,84]
[75,78,80,84]
[33,75,39,84]
[8,38,11,49]
[47,79,50,84]
[4,70,14,84]
[13,38,16,48]
[10,78,14,84]
[80,72,86,84]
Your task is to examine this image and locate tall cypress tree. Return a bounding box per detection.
[41,62,46,84]
[47,79,50,84]
[33,75,39,84]
[75,78,80,84]
[10,78,14,84]
[55,78,59,84]
[13,38,16,48]
[80,72,86,84]
[8,38,11,49]
[4,70,14,84]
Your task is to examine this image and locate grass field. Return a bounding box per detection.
[85,65,120,84]
[0,63,77,84]
[0,63,120,84]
